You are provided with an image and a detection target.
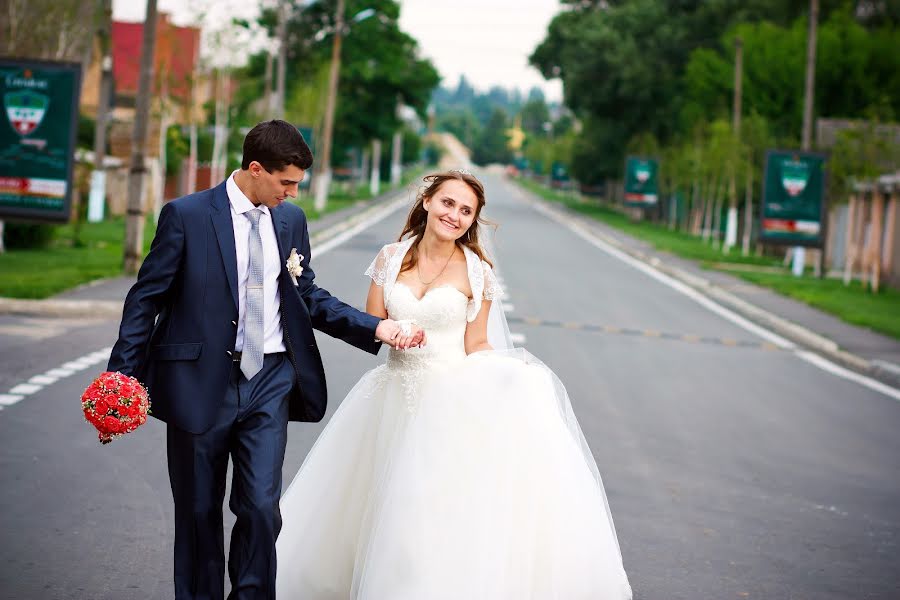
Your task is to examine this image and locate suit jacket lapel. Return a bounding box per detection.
[210,181,239,312]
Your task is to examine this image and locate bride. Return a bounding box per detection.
[275,170,632,599]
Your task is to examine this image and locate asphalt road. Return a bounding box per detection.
[0,173,898,599]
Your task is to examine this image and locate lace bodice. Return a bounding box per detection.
[365,239,503,377]
[384,282,471,373]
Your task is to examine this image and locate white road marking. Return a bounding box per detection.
[796,351,900,402]
[9,383,42,395]
[60,360,92,372]
[525,193,900,402]
[502,303,515,313]
[510,333,527,345]
[0,346,113,413]
[0,394,24,406]
[45,368,75,378]
[314,194,410,258]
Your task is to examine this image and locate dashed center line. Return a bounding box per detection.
[506,315,782,351]
[0,346,113,410]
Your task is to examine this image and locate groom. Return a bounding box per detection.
[108,120,417,599]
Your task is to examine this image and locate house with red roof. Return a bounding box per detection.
[81,12,208,161]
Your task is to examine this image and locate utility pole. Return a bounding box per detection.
[210,69,230,186]
[264,50,274,118]
[793,0,819,276]
[733,38,743,137]
[802,0,818,152]
[186,63,198,194]
[88,0,113,223]
[123,0,158,274]
[725,37,743,254]
[313,0,346,212]
[274,0,288,120]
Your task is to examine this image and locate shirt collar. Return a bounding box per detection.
[226,170,271,218]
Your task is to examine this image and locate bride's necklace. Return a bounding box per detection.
[416,246,456,286]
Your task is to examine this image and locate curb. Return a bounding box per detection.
[513,183,900,389]
[0,190,411,320]
[0,298,123,319]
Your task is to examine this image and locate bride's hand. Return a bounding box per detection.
[396,325,426,350]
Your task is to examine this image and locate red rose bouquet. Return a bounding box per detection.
[81,371,151,444]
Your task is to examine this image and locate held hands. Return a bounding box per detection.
[375,319,427,350]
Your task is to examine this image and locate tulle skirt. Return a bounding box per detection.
[275,349,632,599]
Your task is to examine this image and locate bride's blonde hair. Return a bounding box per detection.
[398,171,493,274]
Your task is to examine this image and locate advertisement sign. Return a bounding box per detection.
[0,58,82,222]
[624,156,658,207]
[760,150,826,247]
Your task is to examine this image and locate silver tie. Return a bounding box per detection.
[241,208,265,380]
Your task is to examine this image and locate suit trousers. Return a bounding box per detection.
[167,352,292,600]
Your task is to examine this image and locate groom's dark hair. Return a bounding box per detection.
[241,120,314,172]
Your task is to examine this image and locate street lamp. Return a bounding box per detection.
[312,5,376,212]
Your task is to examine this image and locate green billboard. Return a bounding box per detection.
[624,156,658,207]
[0,58,82,223]
[760,150,826,247]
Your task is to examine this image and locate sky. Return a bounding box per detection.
[111,0,564,101]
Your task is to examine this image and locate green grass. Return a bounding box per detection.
[295,191,368,221]
[515,177,900,341]
[733,272,900,340]
[0,217,157,299]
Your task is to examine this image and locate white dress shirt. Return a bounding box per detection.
[227,171,287,354]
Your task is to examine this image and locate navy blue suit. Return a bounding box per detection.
[108,181,382,599]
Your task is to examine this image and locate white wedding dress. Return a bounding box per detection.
[275,239,632,599]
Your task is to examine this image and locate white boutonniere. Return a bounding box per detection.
[286,248,304,286]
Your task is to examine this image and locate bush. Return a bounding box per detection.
[3,222,56,249]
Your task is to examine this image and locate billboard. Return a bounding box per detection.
[760,150,826,247]
[0,58,82,222]
[624,156,658,207]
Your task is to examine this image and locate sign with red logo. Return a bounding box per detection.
[0,58,81,222]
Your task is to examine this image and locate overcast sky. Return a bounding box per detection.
[111,0,563,101]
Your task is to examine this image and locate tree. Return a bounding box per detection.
[472,109,512,166]
[681,11,900,143]
[2,0,94,60]
[528,0,867,180]
[519,98,551,137]
[230,0,438,169]
[438,110,481,150]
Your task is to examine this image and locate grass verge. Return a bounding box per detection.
[0,217,156,299]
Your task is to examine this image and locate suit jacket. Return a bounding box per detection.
[107,181,382,434]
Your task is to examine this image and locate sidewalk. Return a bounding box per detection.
[0,185,411,318]
[514,182,900,389]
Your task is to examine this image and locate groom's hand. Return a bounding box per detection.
[375,319,402,348]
